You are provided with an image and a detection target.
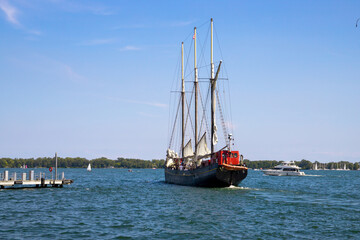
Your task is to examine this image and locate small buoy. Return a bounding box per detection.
[49,167,53,172]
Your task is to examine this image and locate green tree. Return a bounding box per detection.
[297,159,312,170]
[354,162,359,170]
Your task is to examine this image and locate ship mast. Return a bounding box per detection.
[210,18,215,154]
[194,27,198,151]
[211,18,222,154]
[181,42,185,159]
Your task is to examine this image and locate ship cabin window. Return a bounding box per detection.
[273,167,282,170]
[222,153,226,159]
[234,153,238,158]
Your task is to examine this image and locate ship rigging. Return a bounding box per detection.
[165,19,247,187]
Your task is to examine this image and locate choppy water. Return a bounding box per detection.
[1,169,360,239]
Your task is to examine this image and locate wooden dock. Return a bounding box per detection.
[0,170,74,189]
[0,153,74,189]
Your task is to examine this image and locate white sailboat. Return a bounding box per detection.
[87,163,91,172]
[313,162,318,170]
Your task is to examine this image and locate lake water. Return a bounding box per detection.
[1,169,359,239]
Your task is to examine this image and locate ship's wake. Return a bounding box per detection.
[227,185,261,190]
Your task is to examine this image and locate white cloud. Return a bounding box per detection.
[81,38,117,46]
[0,1,44,38]
[127,100,167,108]
[9,54,88,85]
[96,95,167,109]
[27,29,42,35]
[63,64,87,83]
[90,7,113,16]
[0,0,20,25]
[50,0,115,16]
[118,45,140,52]
[137,112,160,118]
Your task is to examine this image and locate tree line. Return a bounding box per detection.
[0,157,358,170]
[0,157,165,169]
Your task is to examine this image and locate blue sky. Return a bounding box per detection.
[0,0,359,162]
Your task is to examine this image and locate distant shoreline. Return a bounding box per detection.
[0,167,161,169]
[1,158,358,170]
[0,157,165,169]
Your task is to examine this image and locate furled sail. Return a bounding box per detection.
[166,149,178,167]
[212,124,218,145]
[212,89,218,146]
[183,139,193,158]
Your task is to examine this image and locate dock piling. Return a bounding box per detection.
[29,170,34,181]
[41,177,46,187]
[55,152,58,180]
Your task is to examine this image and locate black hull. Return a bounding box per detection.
[164,163,247,187]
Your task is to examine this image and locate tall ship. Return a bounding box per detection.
[165,19,248,187]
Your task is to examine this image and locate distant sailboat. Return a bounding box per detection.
[313,162,318,170]
[87,163,91,172]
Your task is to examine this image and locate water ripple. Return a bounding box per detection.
[1,169,360,239]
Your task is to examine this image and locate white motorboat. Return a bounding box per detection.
[262,161,305,176]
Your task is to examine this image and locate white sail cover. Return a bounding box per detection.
[212,89,218,146]
[212,124,218,145]
[196,133,211,157]
[166,149,178,167]
[183,139,193,158]
[167,149,178,158]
